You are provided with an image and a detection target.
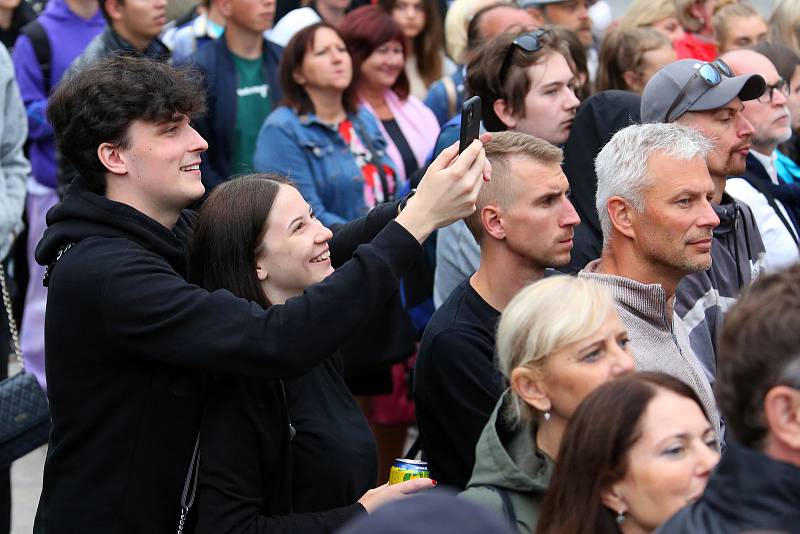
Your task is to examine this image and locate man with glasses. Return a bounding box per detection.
[657,264,800,533]
[640,58,766,383]
[722,48,800,272]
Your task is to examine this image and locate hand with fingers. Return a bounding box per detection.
[357,478,437,513]
[395,133,493,243]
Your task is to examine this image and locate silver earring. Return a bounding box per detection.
[543,410,551,421]
[616,510,626,525]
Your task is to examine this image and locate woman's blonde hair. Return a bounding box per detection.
[618,0,678,31]
[496,276,616,427]
[444,0,499,64]
[769,0,800,51]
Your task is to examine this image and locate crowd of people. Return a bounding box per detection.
[0,0,799,532]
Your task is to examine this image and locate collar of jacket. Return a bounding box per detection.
[580,260,674,332]
[298,110,357,129]
[103,27,170,61]
[702,438,800,520]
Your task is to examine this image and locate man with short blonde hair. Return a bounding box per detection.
[416,130,580,489]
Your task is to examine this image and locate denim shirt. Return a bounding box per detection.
[254,106,396,226]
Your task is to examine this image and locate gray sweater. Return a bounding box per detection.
[0,43,29,260]
[579,261,721,439]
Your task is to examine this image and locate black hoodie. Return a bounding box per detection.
[33,185,420,533]
[561,90,642,274]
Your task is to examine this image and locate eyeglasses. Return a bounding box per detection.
[664,59,734,122]
[757,79,790,104]
[498,29,547,82]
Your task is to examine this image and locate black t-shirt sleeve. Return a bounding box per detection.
[419,328,505,488]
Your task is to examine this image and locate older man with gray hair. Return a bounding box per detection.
[579,122,722,438]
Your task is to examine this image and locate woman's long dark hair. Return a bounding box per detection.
[279,22,360,115]
[536,373,708,534]
[189,174,292,309]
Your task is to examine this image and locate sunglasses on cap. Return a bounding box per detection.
[664,59,734,123]
[498,29,547,82]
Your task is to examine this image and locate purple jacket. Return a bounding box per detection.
[12,0,104,188]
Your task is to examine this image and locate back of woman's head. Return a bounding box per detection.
[619,0,678,30]
[189,174,291,309]
[279,22,358,115]
[339,5,410,99]
[496,276,614,427]
[536,373,704,534]
[769,0,800,51]
[596,27,671,93]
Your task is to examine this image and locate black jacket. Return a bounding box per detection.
[181,36,283,191]
[32,184,419,533]
[561,90,641,273]
[657,440,800,533]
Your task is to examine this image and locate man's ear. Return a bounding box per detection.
[218,0,233,19]
[763,385,800,450]
[509,366,551,414]
[481,204,505,240]
[607,196,637,240]
[104,0,124,21]
[493,99,517,130]
[97,142,128,176]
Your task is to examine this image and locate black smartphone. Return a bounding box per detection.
[458,96,481,155]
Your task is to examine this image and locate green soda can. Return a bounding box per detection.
[388,458,430,485]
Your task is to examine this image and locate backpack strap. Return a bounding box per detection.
[470,484,517,527]
[20,20,52,95]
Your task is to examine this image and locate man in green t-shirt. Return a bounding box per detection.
[183,0,283,191]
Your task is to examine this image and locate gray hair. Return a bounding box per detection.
[594,122,712,245]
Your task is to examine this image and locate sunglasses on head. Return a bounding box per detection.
[664,59,734,123]
[498,29,547,82]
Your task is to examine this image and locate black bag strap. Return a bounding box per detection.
[20,20,52,95]
[470,485,517,527]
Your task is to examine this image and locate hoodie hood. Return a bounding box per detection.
[563,90,642,239]
[36,183,193,275]
[43,0,104,24]
[465,389,553,493]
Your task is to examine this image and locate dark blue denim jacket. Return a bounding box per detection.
[254,106,396,226]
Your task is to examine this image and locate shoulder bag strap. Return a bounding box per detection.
[0,263,21,368]
[21,21,52,94]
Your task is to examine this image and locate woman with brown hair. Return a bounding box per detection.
[191,134,490,531]
[379,0,454,99]
[340,5,439,184]
[254,23,398,227]
[596,27,675,94]
[537,373,720,534]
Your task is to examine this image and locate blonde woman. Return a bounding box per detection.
[618,0,685,44]
[596,27,675,94]
[769,0,800,52]
[673,0,718,61]
[460,276,634,534]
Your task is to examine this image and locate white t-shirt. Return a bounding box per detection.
[726,150,800,272]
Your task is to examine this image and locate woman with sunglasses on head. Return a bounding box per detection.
[340,5,439,185]
[460,276,635,534]
[255,23,398,228]
[191,136,490,532]
[378,0,454,100]
[536,372,720,534]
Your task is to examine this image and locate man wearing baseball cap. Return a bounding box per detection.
[641,58,767,384]
[520,0,597,79]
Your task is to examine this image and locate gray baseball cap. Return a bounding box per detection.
[641,59,766,123]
